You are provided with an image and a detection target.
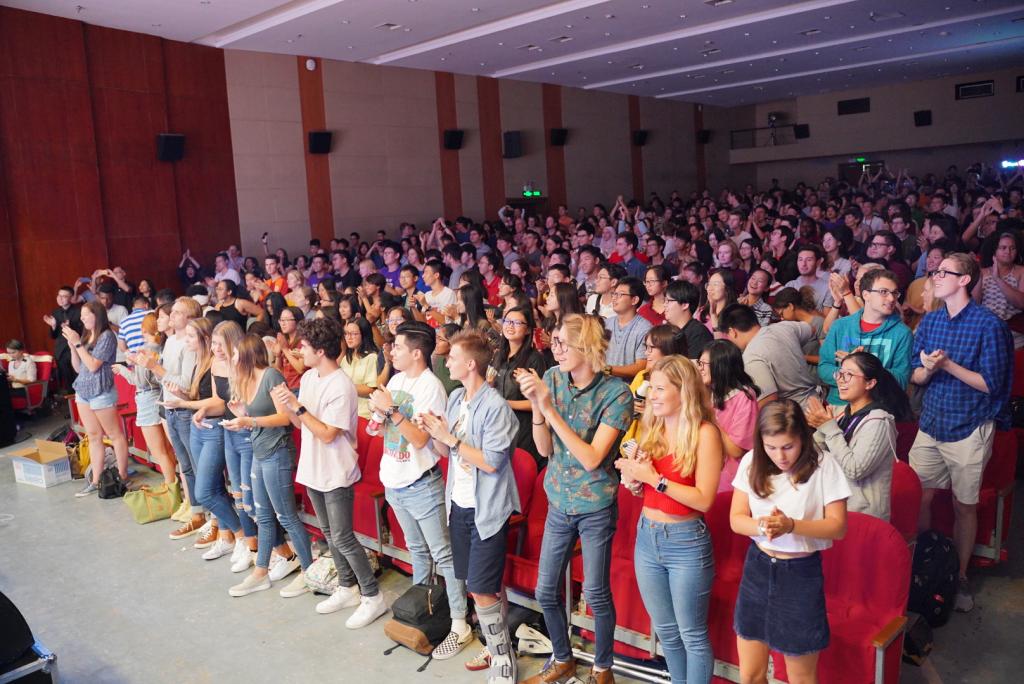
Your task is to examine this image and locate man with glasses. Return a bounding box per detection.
[909,253,1013,613]
[818,269,913,407]
[586,263,624,320]
[866,231,913,293]
[605,276,653,380]
[664,280,712,360]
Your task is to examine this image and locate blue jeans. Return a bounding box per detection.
[634,516,715,684]
[251,444,313,571]
[223,428,259,538]
[535,504,617,669]
[385,468,468,620]
[189,418,241,533]
[165,408,200,511]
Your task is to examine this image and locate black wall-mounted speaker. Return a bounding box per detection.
[308,130,333,154]
[503,131,522,158]
[696,129,712,145]
[913,110,932,127]
[550,128,568,146]
[156,133,184,162]
[794,124,811,139]
[443,129,464,150]
[632,130,649,147]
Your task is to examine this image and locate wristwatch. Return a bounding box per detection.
[655,476,669,493]
[75,343,83,349]
[295,406,308,417]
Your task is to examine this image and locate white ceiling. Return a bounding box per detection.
[6,0,1024,106]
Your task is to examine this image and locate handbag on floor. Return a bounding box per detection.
[304,556,340,595]
[98,466,126,499]
[383,569,451,669]
[123,481,182,524]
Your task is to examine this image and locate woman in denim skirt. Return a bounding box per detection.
[729,400,851,684]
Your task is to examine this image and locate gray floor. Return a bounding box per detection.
[1,412,1022,683]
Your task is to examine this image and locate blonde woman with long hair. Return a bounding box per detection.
[222,334,314,598]
[615,355,723,684]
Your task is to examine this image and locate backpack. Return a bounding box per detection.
[98,466,127,499]
[383,580,451,670]
[908,531,959,627]
[901,614,934,666]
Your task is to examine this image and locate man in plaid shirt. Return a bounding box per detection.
[909,252,1013,613]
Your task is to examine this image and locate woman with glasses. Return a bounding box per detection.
[639,265,669,325]
[339,317,379,419]
[271,306,306,391]
[696,340,760,492]
[615,356,722,684]
[492,306,552,468]
[378,306,414,388]
[698,270,737,334]
[623,324,683,442]
[517,314,633,684]
[803,352,910,521]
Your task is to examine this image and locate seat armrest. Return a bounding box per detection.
[871,615,907,649]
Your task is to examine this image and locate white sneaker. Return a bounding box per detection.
[201,539,235,561]
[231,549,254,574]
[316,585,361,614]
[228,573,271,597]
[280,572,309,598]
[268,554,300,582]
[346,593,388,629]
[229,538,248,565]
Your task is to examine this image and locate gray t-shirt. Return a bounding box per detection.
[606,314,653,367]
[246,367,293,458]
[743,322,819,407]
[784,274,834,309]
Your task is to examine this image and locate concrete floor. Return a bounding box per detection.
[1,412,1022,683]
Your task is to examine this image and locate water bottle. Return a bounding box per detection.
[366,411,385,436]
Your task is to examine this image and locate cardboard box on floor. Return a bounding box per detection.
[9,440,72,488]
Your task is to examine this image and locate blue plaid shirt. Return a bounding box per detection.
[912,300,1013,442]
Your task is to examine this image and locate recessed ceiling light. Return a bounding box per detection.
[550,35,572,43]
[479,62,485,66]
[800,29,821,37]
[471,6,479,11]
[605,14,615,19]
[680,14,686,19]
[607,60,614,64]
[497,42,503,46]
[565,24,573,29]
[440,57,445,61]
[823,15,831,20]
[771,40,778,44]
[604,32,611,36]
[939,31,950,36]
[673,46,678,50]
[403,28,411,32]
[642,4,650,9]
[151,23,161,27]
[704,0,734,6]
[341,19,349,24]
[743,32,750,36]
[630,64,644,70]
[347,45,353,49]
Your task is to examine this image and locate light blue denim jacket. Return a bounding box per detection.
[443,383,520,540]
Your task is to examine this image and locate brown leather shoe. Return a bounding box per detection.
[169,517,204,540]
[523,658,577,684]
[193,520,219,549]
[585,668,615,684]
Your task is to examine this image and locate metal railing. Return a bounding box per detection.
[730,124,798,150]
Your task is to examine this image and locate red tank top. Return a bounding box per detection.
[642,455,697,516]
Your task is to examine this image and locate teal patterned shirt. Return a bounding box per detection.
[542,367,633,515]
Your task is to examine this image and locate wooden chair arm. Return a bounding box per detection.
[871,615,907,649]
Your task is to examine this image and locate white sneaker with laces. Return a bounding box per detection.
[316,585,361,614]
[202,539,235,561]
[268,554,300,582]
[231,549,254,573]
[229,538,248,565]
[279,572,309,598]
[346,593,388,629]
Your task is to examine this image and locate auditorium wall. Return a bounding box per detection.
[0,7,239,351]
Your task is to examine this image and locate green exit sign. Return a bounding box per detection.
[522,190,542,197]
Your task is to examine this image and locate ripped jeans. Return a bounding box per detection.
[250,443,313,571]
[223,428,260,538]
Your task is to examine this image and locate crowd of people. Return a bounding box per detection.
[19,160,1023,684]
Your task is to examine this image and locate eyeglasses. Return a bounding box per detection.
[862,288,900,299]
[643,279,662,285]
[610,291,633,299]
[928,269,965,280]
[644,343,657,353]
[551,336,569,353]
[278,317,296,323]
[386,318,405,326]
[833,370,866,382]
[869,241,890,248]
[500,318,527,328]
[664,297,678,304]
[696,359,710,369]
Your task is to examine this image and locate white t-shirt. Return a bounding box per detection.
[449,400,476,509]
[379,370,447,490]
[215,269,241,285]
[295,368,360,491]
[424,286,457,312]
[732,450,851,554]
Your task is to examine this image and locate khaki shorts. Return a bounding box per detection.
[909,421,994,505]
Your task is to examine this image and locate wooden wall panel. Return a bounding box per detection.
[476,76,505,219]
[297,56,334,245]
[541,83,567,210]
[85,24,181,289]
[0,8,108,351]
[628,95,644,202]
[434,71,463,219]
[163,39,240,261]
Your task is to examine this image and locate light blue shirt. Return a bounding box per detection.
[443,383,520,540]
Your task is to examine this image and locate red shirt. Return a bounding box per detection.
[860,318,883,333]
[643,454,698,516]
[484,275,501,307]
[637,302,665,326]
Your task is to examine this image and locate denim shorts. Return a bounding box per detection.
[76,386,119,411]
[450,502,508,595]
[134,389,161,427]
[733,545,830,656]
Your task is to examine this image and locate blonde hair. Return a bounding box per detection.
[187,318,214,399]
[636,355,715,477]
[175,296,202,320]
[559,313,608,373]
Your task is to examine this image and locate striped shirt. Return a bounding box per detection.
[117,307,150,352]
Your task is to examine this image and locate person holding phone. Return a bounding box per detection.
[730,400,850,684]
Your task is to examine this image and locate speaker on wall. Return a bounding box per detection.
[794,124,811,139]
[632,130,649,147]
[913,110,933,127]
[308,131,333,154]
[550,128,568,146]
[696,129,712,145]
[156,133,184,162]
[503,131,522,158]
[443,129,464,150]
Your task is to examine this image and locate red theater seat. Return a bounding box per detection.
[2,352,53,413]
[890,460,922,543]
[707,489,749,672]
[504,469,549,596]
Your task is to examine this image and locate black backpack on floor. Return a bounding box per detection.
[383,579,451,671]
[908,531,959,628]
[98,467,126,499]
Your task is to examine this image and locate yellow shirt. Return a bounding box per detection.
[339,353,378,419]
